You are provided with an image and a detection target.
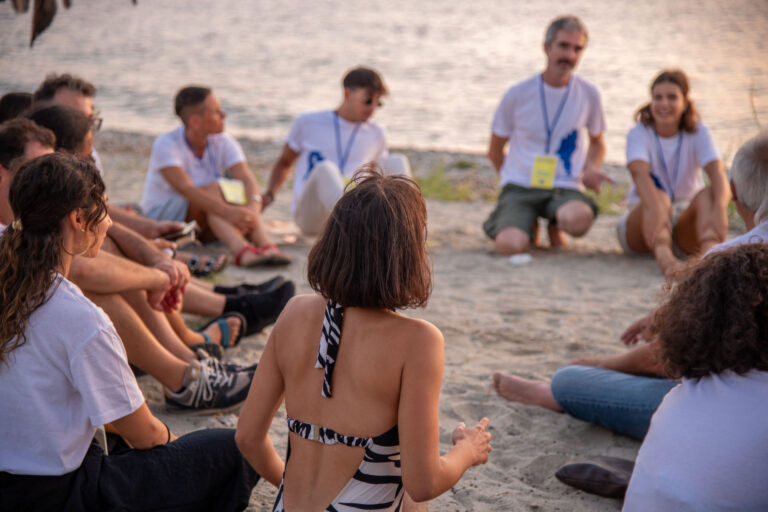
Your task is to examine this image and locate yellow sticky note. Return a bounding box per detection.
[218,178,247,205]
[530,155,557,189]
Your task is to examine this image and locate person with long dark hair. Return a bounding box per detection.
[0,153,259,511]
[236,168,492,510]
[617,69,728,278]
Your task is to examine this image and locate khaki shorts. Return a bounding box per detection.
[616,201,690,255]
[483,183,598,240]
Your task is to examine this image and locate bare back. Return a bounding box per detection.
[273,294,436,510]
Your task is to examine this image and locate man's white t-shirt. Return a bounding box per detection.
[491,74,605,190]
[625,122,719,205]
[286,110,387,214]
[140,126,246,213]
[0,276,144,475]
[623,370,768,511]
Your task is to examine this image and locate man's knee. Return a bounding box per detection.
[556,201,594,236]
[494,227,530,255]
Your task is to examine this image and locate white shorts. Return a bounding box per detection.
[616,201,690,255]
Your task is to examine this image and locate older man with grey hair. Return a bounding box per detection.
[485,15,610,255]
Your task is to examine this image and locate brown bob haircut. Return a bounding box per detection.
[635,69,699,133]
[307,166,431,310]
[651,243,768,379]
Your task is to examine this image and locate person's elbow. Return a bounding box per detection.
[234,426,259,460]
[403,476,439,503]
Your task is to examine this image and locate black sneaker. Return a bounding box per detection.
[214,275,286,296]
[225,280,295,336]
[165,358,253,413]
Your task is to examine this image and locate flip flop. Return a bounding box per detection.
[198,311,247,348]
[235,243,292,267]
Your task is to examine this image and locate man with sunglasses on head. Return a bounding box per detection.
[262,66,411,235]
[485,15,610,255]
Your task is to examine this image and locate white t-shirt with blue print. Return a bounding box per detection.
[491,73,605,190]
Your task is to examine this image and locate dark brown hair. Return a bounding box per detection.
[174,86,211,123]
[651,244,768,379]
[0,118,56,169]
[0,153,106,362]
[307,166,431,309]
[342,67,388,96]
[635,69,699,133]
[27,105,91,155]
[32,72,96,102]
[0,92,33,123]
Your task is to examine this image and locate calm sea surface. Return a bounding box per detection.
[1,0,767,163]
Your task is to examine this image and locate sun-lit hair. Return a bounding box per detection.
[0,153,106,363]
[307,165,431,310]
[635,69,700,133]
[544,15,588,46]
[650,244,768,379]
[730,131,768,223]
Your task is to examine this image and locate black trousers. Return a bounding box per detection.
[0,428,259,512]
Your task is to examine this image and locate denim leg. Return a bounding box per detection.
[550,365,679,440]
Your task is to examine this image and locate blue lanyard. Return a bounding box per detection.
[539,75,571,153]
[653,131,683,201]
[333,112,361,173]
[184,136,217,179]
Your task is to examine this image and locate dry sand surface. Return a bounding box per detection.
[98,130,722,511]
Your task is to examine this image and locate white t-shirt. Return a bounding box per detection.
[623,370,768,512]
[491,73,605,190]
[0,276,144,475]
[704,220,768,256]
[626,122,719,205]
[286,110,388,214]
[140,125,247,213]
[0,222,5,235]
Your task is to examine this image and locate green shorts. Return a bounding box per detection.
[483,183,598,240]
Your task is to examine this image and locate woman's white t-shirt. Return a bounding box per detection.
[0,276,144,475]
[625,122,719,205]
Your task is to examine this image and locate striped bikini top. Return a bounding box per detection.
[274,300,404,512]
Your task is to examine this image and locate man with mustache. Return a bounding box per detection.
[485,15,610,255]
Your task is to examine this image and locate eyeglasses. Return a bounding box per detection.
[90,109,103,131]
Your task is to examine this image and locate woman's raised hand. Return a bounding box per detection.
[452,417,492,466]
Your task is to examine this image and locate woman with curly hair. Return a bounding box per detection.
[0,153,258,511]
[623,243,768,511]
[617,69,729,279]
[236,168,492,510]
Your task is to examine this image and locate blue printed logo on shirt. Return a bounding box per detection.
[305,151,325,181]
[556,130,578,177]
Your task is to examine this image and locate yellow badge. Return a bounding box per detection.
[218,178,247,205]
[530,155,557,189]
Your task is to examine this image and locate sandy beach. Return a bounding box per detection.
[98,130,724,511]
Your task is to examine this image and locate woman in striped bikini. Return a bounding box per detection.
[236,167,492,510]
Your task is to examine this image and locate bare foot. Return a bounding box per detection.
[492,372,563,412]
[547,223,569,248]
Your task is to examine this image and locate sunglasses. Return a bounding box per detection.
[364,97,383,108]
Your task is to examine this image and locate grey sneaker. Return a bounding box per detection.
[165,358,253,413]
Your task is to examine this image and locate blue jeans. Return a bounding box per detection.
[550,365,679,440]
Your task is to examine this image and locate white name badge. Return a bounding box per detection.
[530,155,557,189]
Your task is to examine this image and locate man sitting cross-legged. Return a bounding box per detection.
[492,130,768,440]
[141,85,290,267]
